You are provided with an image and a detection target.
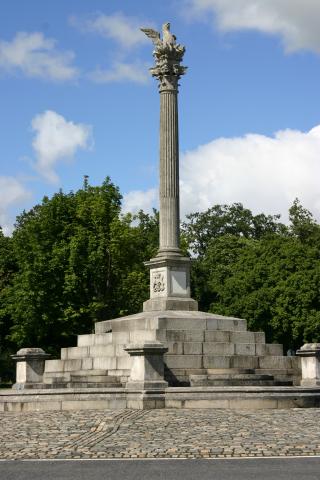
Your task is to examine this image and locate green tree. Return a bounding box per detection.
[0,229,17,380]
[188,201,320,350]
[182,203,286,257]
[3,178,158,355]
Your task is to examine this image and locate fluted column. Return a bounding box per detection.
[159,86,180,254]
[141,22,198,312]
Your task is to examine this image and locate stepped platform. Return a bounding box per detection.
[5,309,318,412]
[41,310,301,391]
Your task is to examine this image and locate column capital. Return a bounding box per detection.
[141,22,187,91]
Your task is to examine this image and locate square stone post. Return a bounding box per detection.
[124,342,168,390]
[11,348,51,390]
[296,343,320,386]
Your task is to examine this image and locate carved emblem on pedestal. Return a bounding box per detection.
[152,271,165,293]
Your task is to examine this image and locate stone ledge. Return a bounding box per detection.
[1,385,320,411]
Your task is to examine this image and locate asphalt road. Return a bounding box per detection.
[1,457,320,480]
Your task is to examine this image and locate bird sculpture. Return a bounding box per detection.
[141,22,176,49]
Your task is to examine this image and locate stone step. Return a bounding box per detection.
[207,368,255,374]
[71,369,109,377]
[204,331,265,344]
[165,341,272,356]
[45,355,132,373]
[67,382,121,388]
[70,374,119,383]
[190,373,276,387]
[61,344,120,360]
[77,333,113,347]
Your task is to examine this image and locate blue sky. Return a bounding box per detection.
[1,0,320,234]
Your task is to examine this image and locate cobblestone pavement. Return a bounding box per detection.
[1,409,320,460]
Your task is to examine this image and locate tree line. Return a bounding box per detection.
[0,177,319,380]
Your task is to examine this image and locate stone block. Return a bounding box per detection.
[63,359,82,372]
[231,356,259,369]
[254,332,266,343]
[165,354,202,369]
[258,356,292,369]
[89,345,115,357]
[44,359,65,373]
[184,330,205,342]
[112,331,130,345]
[61,347,89,360]
[206,318,218,330]
[184,399,229,409]
[143,297,198,312]
[203,356,230,369]
[217,318,247,331]
[163,317,207,331]
[77,334,95,347]
[235,344,256,355]
[94,319,112,334]
[203,343,234,355]
[165,399,183,408]
[129,330,158,343]
[296,343,320,386]
[230,332,255,343]
[116,356,132,370]
[205,331,230,342]
[22,401,62,412]
[183,342,203,355]
[166,330,184,342]
[166,342,183,354]
[255,344,266,356]
[95,333,113,345]
[265,344,284,356]
[93,357,117,370]
[81,358,93,370]
[228,398,278,409]
[62,399,125,411]
[12,348,51,388]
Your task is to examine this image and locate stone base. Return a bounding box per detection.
[301,379,320,387]
[143,297,198,312]
[1,386,320,412]
[126,380,168,390]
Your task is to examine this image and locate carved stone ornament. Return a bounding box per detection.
[141,22,187,91]
[152,271,166,293]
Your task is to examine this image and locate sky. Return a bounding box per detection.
[1,0,320,235]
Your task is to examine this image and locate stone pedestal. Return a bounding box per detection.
[143,255,198,311]
[11,348,51,390]
[296,343,320,386]
[124,342,168,390]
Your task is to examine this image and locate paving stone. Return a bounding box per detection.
[0,408,320,459]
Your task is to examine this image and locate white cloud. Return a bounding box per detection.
[122,188,158,215]
[31,110,92,183]
[0,177,31,236]
[186,0,320,53]
[180,125,320,221]
[71,12,149,49]
[0,32,78,81]
[89,61,149,84]
[123,125,320,222]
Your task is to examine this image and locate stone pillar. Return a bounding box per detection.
[159,78,180,255]
[124,342,168,390]
[11,348,50,390]
[141,23,198,312]
[296,343,320,386]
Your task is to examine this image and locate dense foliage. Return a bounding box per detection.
[183,200,320,350]
[0,178,319,380]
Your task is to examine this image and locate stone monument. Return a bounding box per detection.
[5,23,320,412]
[141,23,197,312]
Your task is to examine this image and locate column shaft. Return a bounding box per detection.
[159,89,180,254]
